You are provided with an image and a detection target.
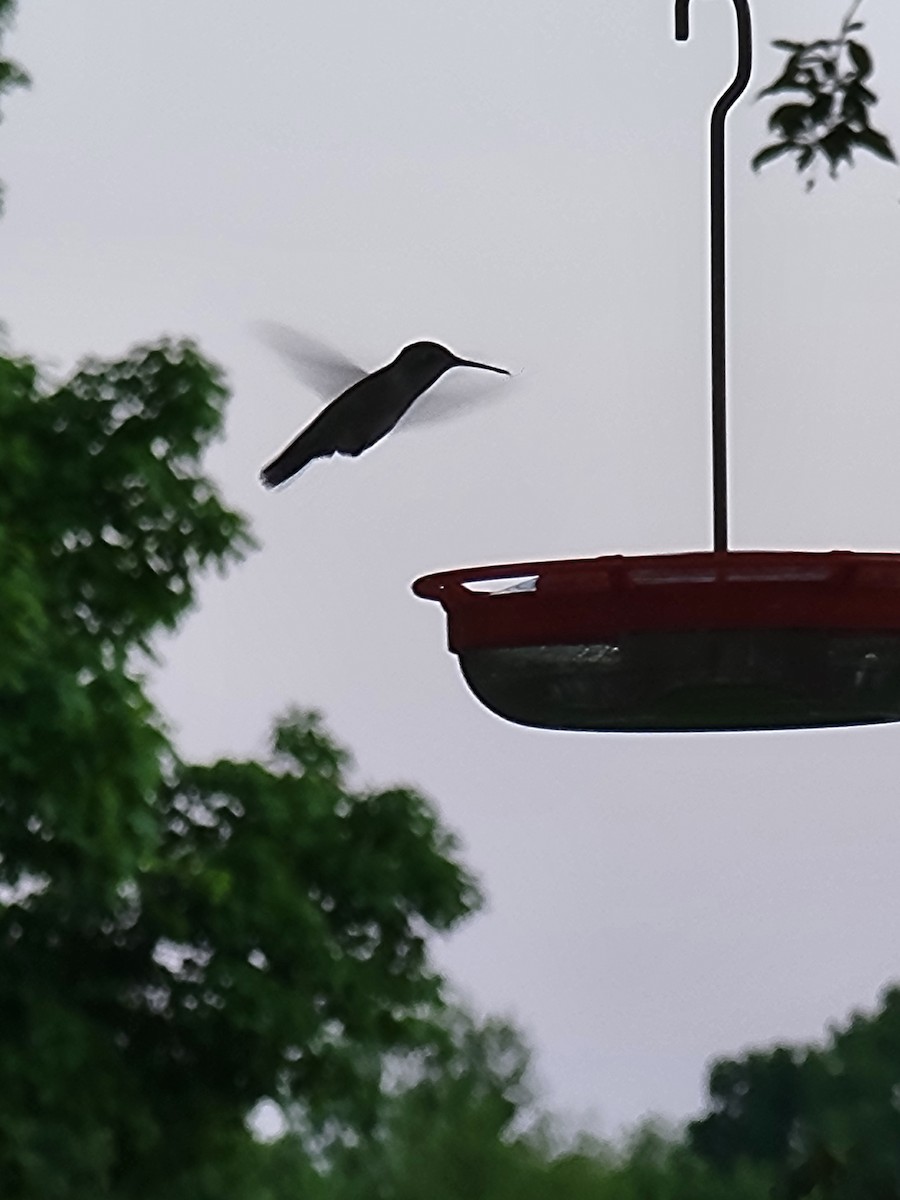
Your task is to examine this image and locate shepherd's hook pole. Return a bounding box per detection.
[675,0,752,552]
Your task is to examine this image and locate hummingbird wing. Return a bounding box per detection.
[255,322,368,400]
[394,368,514,432]
[258,322,514,433]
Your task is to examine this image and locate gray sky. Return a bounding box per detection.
[3,0,900,1136]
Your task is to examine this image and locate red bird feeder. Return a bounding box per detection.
[414,553,900,732]
[413,0,900,733]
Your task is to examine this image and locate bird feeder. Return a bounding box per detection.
[413,0,900,733]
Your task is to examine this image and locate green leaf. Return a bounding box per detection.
[751,142,794,172]
[758,51,808,99]
[769,103,811,138]
[847,41,873,80]
[842,92,867,126]
[820,124,854,173]
[808,93,834,123]
[854,126,897,163]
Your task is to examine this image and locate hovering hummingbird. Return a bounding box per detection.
[257,325,511,488]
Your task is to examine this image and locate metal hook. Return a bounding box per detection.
[676,0,752,552]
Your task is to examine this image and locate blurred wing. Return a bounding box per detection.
[255,321,367,400]
[394,368,517,433]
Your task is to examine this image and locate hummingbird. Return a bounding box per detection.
[258,326,511,488]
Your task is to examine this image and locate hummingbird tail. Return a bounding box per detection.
[259,460,294,489]
[259,421,333,488]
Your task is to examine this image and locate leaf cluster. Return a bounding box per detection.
[0,0,29,212]
[265,1108,774,1200]
[0,341,249,891]
[753,13,896,189]
[0,342,480,1197]
[689,985,900,1198]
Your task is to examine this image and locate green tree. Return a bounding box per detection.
[688,987,900,1199]
[255,1035,775,1200]
[322,1012,539,1200]
[0,339,480,1198]
[689,1046,805,1169]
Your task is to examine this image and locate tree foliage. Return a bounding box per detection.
[0,339,480,1198]
[689,985,900,1198]
[0,0,28,212]
[753,1,896,188]
[248,1032,776,1200]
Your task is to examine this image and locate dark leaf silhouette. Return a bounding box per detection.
[753,7,895,188]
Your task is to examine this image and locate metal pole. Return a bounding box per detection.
[675,0,752,552]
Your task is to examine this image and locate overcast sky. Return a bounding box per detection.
[3,0,900,1137]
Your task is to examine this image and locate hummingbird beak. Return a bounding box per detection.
[452,356,511,376]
